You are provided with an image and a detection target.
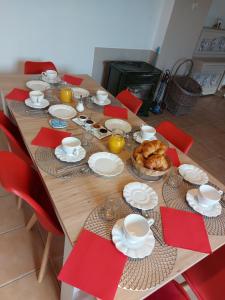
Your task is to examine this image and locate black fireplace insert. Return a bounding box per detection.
[106,61,161,116]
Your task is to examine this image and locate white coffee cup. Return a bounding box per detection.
[61,137,81,155]
[123,214,154,244]
[42,70,58,80]
[29,90,44,104]
[96,90,108,103]
[140,125,156,140]
[198,184,222,207]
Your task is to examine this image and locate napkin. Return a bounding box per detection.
[166,148,181,167]
[6,88,29,102]
[104,105,128,119]
[58,229,127,300]
[31,127,71,148]
[160,207,211,253]
[62,74,83,86]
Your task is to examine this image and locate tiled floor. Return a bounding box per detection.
[143,94,225,184]
[0,94,224,299]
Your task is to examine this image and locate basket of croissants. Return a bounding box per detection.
[132,140,171,177]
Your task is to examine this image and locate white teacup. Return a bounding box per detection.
[61,137,81,155]
[198,185,222,207]
[96,90,108,103]
[29,91,44,105]
[42,70,58,80]
[141,125,156,140]
[123,214,154,244]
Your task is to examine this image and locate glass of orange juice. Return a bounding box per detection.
[108,129,125,154]
[60,87,72,103]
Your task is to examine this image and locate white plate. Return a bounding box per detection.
[105,119,132,133]
[186,189,221,217]
[123,182,158,210]
[55,145,86,163]
[48,104,77,120]
[178,164,208,185]
[26,80,50,91]
[41,74,61,84]
[112,218,155,259]
[25,98,49,109]
[91,96,111,106]
[88,152,124,177]
[133,131,157,144]
[72,87,90,98]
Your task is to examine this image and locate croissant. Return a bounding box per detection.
[142,140,163,158]
[135,153,144,166]
[144,154,169,171]
[133,145,143,159]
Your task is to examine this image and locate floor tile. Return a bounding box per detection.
[0,227,44,286]
[0,269,60,300]
[0,195,33,234]
[200,157,225,184]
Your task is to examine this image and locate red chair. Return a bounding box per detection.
[0,111,31,165]
[156,121,193,154]
[183,245,225,300]
[116,89,143,114]
[24,61,57,74]
[145,280,190,300]
[0,151,63,282]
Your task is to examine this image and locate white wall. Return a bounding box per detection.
[0,0,166,75]
[156,0,212,71]
[204,0,225,28]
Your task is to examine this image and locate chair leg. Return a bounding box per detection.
[17,197,22,210]
[26,213,37,231]
[38,232,53,283]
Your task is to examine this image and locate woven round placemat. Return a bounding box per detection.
[34,142,99,179]
[8,94,60,118]
[84,197,177,291]
[162,180,225,235]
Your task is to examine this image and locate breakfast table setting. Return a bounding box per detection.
[1,70,225,300]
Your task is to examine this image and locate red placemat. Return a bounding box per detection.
[31,127,71,148]
[62,74,83,86]
[6,88,29,102]
[160,207,211,253]
[58,229,127,300]
[166,148,181,167]
[104,105,128,119]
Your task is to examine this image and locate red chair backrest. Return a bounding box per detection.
[116,89,142,114]
[156,121,193,154]
[0,151,62,236]
[0,111,31,165]
[145,280,190,300]
[24,61,57,74]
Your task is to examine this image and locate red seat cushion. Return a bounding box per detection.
[183,245,225,300]
[145,280,189,300]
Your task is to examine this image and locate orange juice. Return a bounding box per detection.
[60,88,72,103]
[108,129,125,154]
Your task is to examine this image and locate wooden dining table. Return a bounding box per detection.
[1,73,225,300]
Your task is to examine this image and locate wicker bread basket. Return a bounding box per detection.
[131,154,171,177]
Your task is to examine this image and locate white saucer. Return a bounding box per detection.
[186,189,222,217]
[178,164,208,185]
[91,96,111,106]
[25,98,50,109]
[112,218,155,259]
[123,182,158,210]
[133,131,157,144]
[55,145,86,163]
[26,80,50,91]
[41,74,61,84]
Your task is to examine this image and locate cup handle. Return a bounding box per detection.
[218,190,224,196]
[72,146,80,156]
[147,218,154,227]
[42,71,46,77]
